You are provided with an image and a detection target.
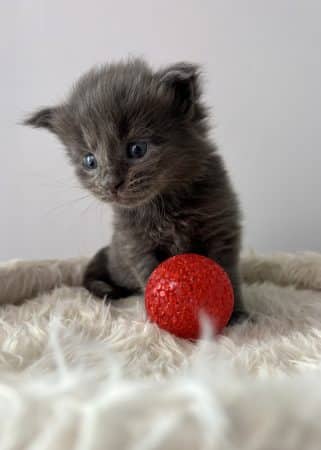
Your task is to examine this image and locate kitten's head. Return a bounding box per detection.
[25,58,210,208]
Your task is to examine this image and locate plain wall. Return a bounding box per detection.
[1,0,320,261]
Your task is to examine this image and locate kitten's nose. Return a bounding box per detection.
[108,180,124,195]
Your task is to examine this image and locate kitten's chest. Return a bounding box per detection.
[147,212,196,255]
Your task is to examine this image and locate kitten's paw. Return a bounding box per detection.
[84,280,133,300]
[228,310,251,326]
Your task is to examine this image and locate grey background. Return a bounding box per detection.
[1,0,320,261]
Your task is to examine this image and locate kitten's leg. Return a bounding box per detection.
[207,244,248,323]
[222,264,248,324]
[130,252,160,292]
[83,247,134,300]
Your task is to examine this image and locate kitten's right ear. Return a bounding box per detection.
[23,107,59,132]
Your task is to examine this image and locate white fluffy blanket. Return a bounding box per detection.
[0,252,321,450]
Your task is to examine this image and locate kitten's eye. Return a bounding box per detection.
[127,142,147,159]
[83,153,97,170]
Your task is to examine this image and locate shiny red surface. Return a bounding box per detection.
[145,254,234,339]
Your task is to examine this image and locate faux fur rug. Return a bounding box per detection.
[0,252,321,450]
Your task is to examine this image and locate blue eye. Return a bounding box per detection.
[83,153,97,170]
[127,142,147,159]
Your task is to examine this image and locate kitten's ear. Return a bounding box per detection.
[23,107,60,133]
[158,63,201,116]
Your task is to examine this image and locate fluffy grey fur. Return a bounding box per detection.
[25,58,246,320]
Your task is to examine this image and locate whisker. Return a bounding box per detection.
[126,186,150,195]
[42,194,91,217]
[78,199,97,217]
[126,175,153,189]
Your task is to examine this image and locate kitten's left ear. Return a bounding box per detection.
[158,62,201,116]
[23,106,60,133]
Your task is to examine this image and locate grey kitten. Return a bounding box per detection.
[25,58,246,321]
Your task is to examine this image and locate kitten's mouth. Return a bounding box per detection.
[112,195,145,208]
[109,190,157,208]
[100,178,158,208]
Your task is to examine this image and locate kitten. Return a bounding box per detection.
[25,58,246,320]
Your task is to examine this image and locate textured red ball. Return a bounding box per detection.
[145,254,234,339]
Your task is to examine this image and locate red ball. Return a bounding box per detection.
[145,254,234,339]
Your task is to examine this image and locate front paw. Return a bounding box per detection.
[84,279,133,300]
